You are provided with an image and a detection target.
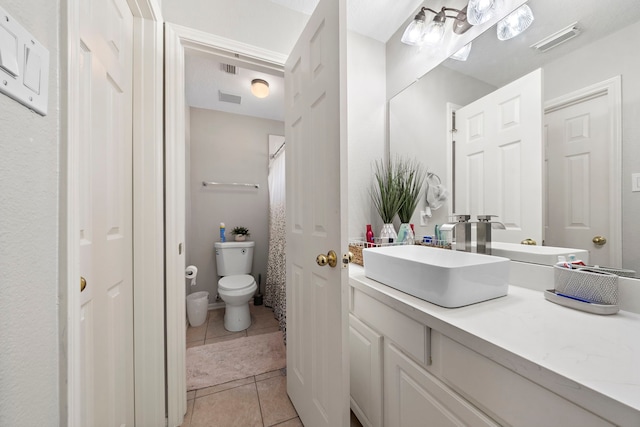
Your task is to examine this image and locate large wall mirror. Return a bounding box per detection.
[390,0,640,277]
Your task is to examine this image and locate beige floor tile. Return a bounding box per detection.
[256,375,297,427]
[247,325,281,337]
[179,399,194,427]
[248,313,280,331]
[206,320,240,340]
[191,383,262,427]
[186,390,196,401]
[255,369,284,383]
[205,331,246,345]
[195,376,255,398]
[272,417,303,427]
[207,308,225,323]
[186,323,208,343]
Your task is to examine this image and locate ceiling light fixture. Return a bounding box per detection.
[497,4,534,40]
[251,79,270,98]
[401,6,471,46]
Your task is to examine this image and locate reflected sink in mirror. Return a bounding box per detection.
[490,242,589,266]
[363,245,510,308]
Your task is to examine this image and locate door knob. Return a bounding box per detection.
[80,276,87,292]
[316,250,338,268]
[593,236,607,246]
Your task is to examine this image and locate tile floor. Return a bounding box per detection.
[183,302,363,427]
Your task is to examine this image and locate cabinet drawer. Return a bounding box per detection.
[436,335,614,427]
[352,288,429,365]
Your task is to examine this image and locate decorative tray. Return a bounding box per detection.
[544,290,619,315]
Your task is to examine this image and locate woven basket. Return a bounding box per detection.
[349,243,364,266]
[553,265,618,305]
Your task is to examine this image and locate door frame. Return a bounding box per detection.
[544,76,622,266]
[163,22,286,426]
[63,0,165,425]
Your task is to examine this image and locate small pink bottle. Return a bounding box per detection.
[366,224,375,247]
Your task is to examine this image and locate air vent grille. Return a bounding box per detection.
[220,63,238,74]
[531,23,581,52]
[218,91,241,104]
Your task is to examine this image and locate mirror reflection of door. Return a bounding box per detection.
[455,69,543,244]
[544,77,621,266]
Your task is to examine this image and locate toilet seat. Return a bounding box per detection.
[218,274,255,292]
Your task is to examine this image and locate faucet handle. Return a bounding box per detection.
[453,214,471,222]
[477,214,498,222]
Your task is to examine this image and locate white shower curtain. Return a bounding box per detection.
[265,150,286,340]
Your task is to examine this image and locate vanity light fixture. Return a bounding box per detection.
[250,78,270,98]
[467,0,501,26]
[497,4,534,40]
[401,6,472,46]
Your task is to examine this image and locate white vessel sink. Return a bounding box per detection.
[491,242,589,266]
[362,245,510,308]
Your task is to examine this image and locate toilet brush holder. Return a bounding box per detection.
[254,273,263,305]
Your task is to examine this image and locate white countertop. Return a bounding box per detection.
[349,265,640,419]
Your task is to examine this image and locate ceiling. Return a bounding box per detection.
[185,0,422,121]
[186,0,640,121]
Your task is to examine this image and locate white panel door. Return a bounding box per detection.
[78,0,135,425]
[455,69,543,244]
[545,92,611,265]
[285,0,349,425]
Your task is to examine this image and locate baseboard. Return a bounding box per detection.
[209,301,225,310]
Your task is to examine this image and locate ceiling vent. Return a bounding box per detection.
[220,63,238,74]
[218,91,241,104]
[531,22,581,52]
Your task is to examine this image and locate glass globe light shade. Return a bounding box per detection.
[497,4,534,41]
[401,12,427,45]
[467,0,496,25]
[450,42,472,61]
[251,79,270,98]
[422,20,446,46]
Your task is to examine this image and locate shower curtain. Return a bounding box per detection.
[265,150,287,340]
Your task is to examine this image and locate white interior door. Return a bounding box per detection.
[545,91,612,265]
[78,0,135,424]
[285,0,349,425]
[455,69,543,244]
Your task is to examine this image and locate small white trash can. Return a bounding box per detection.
[186,291,209,327]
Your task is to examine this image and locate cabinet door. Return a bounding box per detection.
[385,342,498,427]
[349,314,383,427]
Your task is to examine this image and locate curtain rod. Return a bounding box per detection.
[202,181,259,189]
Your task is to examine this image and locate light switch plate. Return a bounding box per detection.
[632,173,640,192]
[0,6,49,115]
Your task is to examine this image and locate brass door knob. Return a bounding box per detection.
[520,238,537,245]
[80,276,87,292]
[593,236,607,246]
[316,250,338,268]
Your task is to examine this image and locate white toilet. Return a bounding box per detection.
[214,241,257,331]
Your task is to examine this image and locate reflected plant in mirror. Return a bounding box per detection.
[370,158,404,243]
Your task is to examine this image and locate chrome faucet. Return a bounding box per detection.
[476,215,506,255]
[440,214,471,252]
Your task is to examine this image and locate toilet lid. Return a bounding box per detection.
[218,274,255,291]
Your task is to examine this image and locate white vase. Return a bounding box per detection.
[379,223,397,244]
[235,234,246,242]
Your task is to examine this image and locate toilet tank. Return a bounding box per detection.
[214,241,255,276]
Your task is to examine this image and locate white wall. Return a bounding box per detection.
[542,20,640,274]
[162,0,309,55]
[0,0,60,424]
[389,66,496,238]
[189,108,284,301]
[347,32,387,240]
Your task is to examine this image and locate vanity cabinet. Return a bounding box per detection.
[349,281,617,427]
